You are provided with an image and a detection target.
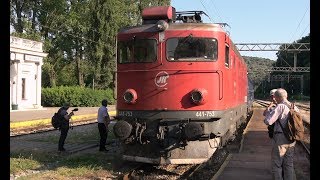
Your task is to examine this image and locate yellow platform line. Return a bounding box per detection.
[10,111,116,130]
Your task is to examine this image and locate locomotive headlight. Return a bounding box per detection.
[123,89,138,104]
[190,88,208,105]
[156,20,169,31]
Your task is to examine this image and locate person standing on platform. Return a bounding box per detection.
[263,88,299,180]
[58,102,74,152]
[97,99,111,152]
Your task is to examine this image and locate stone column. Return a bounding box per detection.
[10,62,16,105]
[15,59,22,108]
[35,62,43,108]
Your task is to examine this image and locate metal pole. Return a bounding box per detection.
[92,78,94,90]
[114,36,117,99]
[263,80,265,95]
[293,53,297,72]
[300,75,303,95]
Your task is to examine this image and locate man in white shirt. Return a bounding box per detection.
[97,99,111,152]
[264,88,299,180]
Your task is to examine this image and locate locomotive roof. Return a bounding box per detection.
[118,23,225,34]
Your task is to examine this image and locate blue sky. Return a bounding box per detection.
[171,0,310,60]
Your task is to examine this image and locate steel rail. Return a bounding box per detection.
[10,118,99,137]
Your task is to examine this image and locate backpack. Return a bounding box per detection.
[51,108,64,129]
[281,103,304,141]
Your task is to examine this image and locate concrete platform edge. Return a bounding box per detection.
[211,153,233,180]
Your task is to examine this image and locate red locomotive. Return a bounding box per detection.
[113,6,252,164]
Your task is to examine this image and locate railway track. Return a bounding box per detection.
[255,99,310,112]
[11,102,309,179]
[120,163,200,180]
[118,113,252,180]
[119,149,229,180]
[11,108,251,180]
[114,103,310,180]
[10,119,117,155]
[10,118,99,137]
[10,122,121,156]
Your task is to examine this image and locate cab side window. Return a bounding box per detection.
[225,45,229,67]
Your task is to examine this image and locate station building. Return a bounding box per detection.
[10,36,48,110]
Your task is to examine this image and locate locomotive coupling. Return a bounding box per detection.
[183,122,204,140]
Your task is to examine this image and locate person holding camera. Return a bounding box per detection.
[97,99,111,152]
[264,89,278,139]
[263,88,299,180]
[58,102,75,152]
[263,89,277,116]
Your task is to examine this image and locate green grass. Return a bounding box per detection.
[11,152,116,179]
[10,151,61,174]
[11,124,119,179]
[10,157,41,174]
[59,154,113,169]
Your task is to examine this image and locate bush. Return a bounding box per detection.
[42,86,115,107]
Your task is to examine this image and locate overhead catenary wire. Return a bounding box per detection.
[298,24,310,40]
[208,0,230,34]
[199,0,213,23]
[288,5,309,43]
[209,0,224,23]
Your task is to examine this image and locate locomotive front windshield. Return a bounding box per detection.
[117,39,157,63]
[166,37,218,61]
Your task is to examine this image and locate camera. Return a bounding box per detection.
[72,108,79,112]
[69,108,78,130]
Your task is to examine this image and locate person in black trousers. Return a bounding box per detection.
[97,99,111,151]
[58,102,74,151]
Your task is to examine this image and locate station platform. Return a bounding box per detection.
[214,108,292,180]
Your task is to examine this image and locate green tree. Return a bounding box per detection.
[243,56,276,93]
[10,0,171,89]
[86,0,129,89]
[273,34,310,96]
[10,0,28,33]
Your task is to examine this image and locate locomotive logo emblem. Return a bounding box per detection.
[155,71,169,87]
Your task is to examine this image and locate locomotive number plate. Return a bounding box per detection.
[118,111,133,117]
[196,111,215,117]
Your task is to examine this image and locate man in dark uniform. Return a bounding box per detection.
[58,102,74,151]
[97,99,111,151]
